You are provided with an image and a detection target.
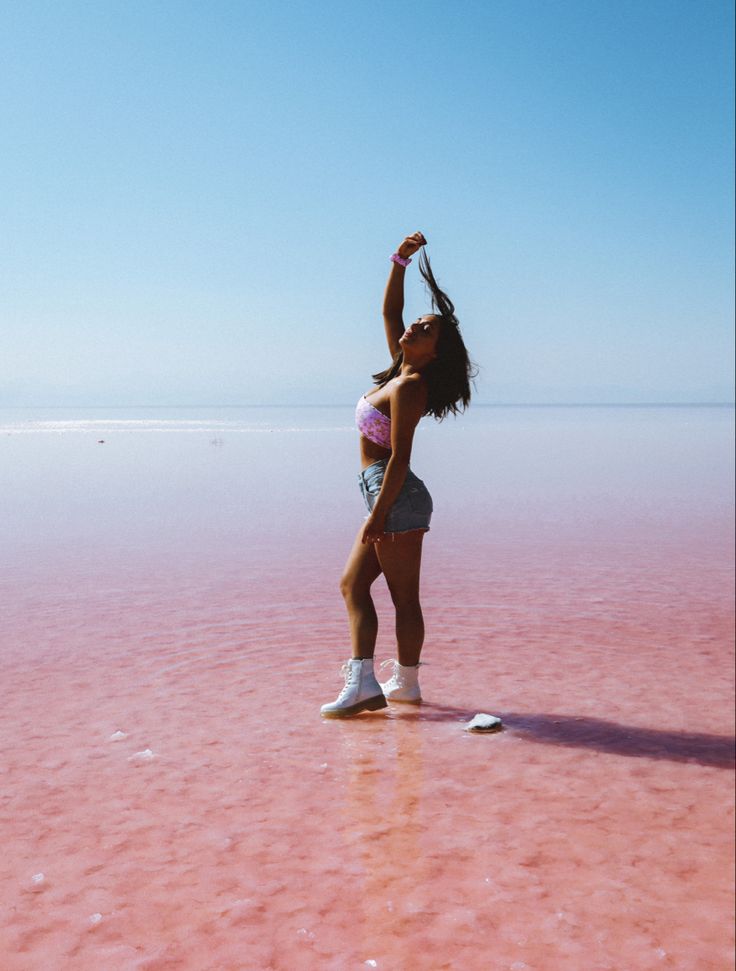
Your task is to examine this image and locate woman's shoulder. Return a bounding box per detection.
[389,372,423,392]
[389,373,429,409]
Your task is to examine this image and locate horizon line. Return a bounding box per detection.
[3,401,734,409]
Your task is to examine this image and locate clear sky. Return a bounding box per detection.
[1,0,733,406]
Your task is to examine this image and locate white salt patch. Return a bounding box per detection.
[128,748,155,761]
[26,872,48,894]
[365,962,378,968]
[89,913,103,925]
[109,731,127,741]
[464,713,503,732]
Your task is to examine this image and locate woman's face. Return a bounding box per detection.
[399,315,441,358]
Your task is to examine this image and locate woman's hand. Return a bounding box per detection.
[397,232,427,260]
[361,512,387,545]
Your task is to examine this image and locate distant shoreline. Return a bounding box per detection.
[2,402,734,410]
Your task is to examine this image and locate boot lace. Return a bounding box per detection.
[379,658,426,685]
[335,661,359,701]
[379,659,396,678]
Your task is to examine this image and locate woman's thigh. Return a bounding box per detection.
[341,523,383,594]
[374,530,425,604]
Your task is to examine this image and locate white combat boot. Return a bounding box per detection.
[379,659,425,704]
[320,658,388,718]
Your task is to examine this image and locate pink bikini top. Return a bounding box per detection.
[356,394,392,450]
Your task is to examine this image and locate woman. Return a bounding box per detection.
[321,232,476,717]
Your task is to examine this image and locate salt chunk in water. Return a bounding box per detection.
[128,748,155,761]
[89,913,102,925]
[109,731,127,741]
[27,872,47,893]
[464,713,503,732]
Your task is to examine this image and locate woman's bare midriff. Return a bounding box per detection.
[360,435,392,469]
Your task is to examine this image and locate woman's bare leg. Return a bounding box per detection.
[374,530,426,667]
[339,524,384,659]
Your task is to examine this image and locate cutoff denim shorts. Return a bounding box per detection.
[358,459,433,535]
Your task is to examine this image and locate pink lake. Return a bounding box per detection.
[0,404,733,970]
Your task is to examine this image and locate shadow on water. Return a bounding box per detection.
[388,702,736,769]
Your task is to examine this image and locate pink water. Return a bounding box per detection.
[1,406,733,970]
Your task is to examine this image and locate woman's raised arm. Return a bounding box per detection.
[382,232,427,357]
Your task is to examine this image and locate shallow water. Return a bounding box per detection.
[0,405,733,970]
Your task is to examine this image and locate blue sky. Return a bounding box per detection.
[1,0,733,406]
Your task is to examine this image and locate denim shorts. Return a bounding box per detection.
[358,459,433,535]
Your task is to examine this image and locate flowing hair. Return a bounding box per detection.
[372,249,479,419]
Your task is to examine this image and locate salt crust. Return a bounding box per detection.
[464,713,503,732]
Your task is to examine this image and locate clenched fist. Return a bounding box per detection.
[397,232,427,260]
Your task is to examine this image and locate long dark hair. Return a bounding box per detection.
[372,249,478,420]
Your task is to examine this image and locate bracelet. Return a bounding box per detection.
[390,252,411,267]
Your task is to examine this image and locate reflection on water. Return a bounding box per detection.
[338,717,426,967]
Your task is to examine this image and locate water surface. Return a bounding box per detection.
[0,405,733,969]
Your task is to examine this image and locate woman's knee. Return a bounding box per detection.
[390,592,422,613]
[339,574,372,603]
